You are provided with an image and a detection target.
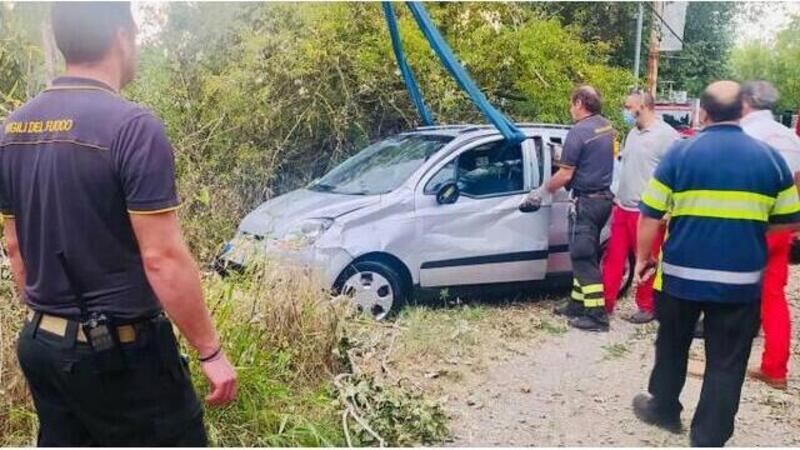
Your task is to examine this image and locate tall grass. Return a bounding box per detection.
[0,261,448,446]
[0,262,349,447]
[195,263,348,446]
[0,281,36,446]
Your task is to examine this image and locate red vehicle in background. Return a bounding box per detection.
[655,101,699,138]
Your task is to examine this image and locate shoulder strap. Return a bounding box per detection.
[56,251,90,321]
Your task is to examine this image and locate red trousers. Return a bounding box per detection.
[760,230,793,380]
[602,205,665,314]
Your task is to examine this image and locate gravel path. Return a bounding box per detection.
[443,266,800,447]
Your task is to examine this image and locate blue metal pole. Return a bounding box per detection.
[382,2,435,126]
[405,2,525,143]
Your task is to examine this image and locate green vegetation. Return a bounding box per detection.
[0,281,37,446]
[729,15,800,112]
[122,2,637,261]
[0,263,449,446]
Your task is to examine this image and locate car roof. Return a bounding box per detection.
[403,123,571,139]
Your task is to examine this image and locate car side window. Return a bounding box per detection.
[456,141,524,197]
[424,159,457,195]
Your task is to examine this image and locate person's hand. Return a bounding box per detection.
[633,258,657,286]
[200,351,237,406]
[519,188,544,213]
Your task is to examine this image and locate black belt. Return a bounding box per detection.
[573,189,613,199]
[26,310,162,344]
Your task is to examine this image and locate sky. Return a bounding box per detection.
[734,1,800,45]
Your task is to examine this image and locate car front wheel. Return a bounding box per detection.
[337,260,407,320]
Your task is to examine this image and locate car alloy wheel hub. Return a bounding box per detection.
[342,271,394,320]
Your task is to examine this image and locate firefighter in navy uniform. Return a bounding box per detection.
[0,3,236,446]
[521,86,615,332]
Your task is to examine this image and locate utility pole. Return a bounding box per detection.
[645,1,662,99]
[633,3,644,79]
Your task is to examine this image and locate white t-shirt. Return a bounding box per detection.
[741,109,800,175]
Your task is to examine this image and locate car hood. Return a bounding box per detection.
[238,189,381,238]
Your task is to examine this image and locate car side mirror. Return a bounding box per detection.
[436,182,460,205]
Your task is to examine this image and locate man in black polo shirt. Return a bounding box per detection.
[522,85,615,331]
[0,3,236,445]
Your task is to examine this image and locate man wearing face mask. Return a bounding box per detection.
[602,90,679,323]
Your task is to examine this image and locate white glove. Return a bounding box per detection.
[520,187,545,212]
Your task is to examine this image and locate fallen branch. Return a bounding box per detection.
[342,410,353,448]
[345,405,385,448]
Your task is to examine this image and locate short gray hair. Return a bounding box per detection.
[742,80,779,111]
[628,89,655,110]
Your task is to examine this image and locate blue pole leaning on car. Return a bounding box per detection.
[382,2,525,145]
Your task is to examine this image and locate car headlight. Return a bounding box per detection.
[281,218,334,247]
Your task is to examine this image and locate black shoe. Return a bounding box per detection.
[554,300,584,318]
[632,394,682,434]
[626,309,655,324]
[568,309,609,332]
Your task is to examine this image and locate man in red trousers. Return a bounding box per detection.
[602,90,678,323]
[741,81,800,390]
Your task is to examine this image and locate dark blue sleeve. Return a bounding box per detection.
[112,113,180,214]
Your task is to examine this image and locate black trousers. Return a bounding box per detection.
[17,315,207,447]
[648,291,760,447]
[569,195,613,308]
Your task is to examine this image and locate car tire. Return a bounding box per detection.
[599,241,635,300]
[335,260,408,320]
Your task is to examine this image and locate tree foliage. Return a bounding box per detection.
[124,2,635,260]
[729,15,800,112]
[0,4,47,115]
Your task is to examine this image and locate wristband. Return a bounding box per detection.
[199,345,223,363]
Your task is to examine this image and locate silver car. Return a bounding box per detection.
[217,124,631,319]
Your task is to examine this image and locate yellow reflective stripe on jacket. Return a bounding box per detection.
[571,278,584,301]
[641,178,672,212]
[771,186,800,216]
[654,264,663,291]
[671,190,774,222]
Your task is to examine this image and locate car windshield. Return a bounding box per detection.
[309,134,453,195]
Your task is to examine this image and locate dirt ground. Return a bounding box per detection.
[385,266,800,447]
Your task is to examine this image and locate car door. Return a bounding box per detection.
[414,136,552,287]
[540,131,573,274]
